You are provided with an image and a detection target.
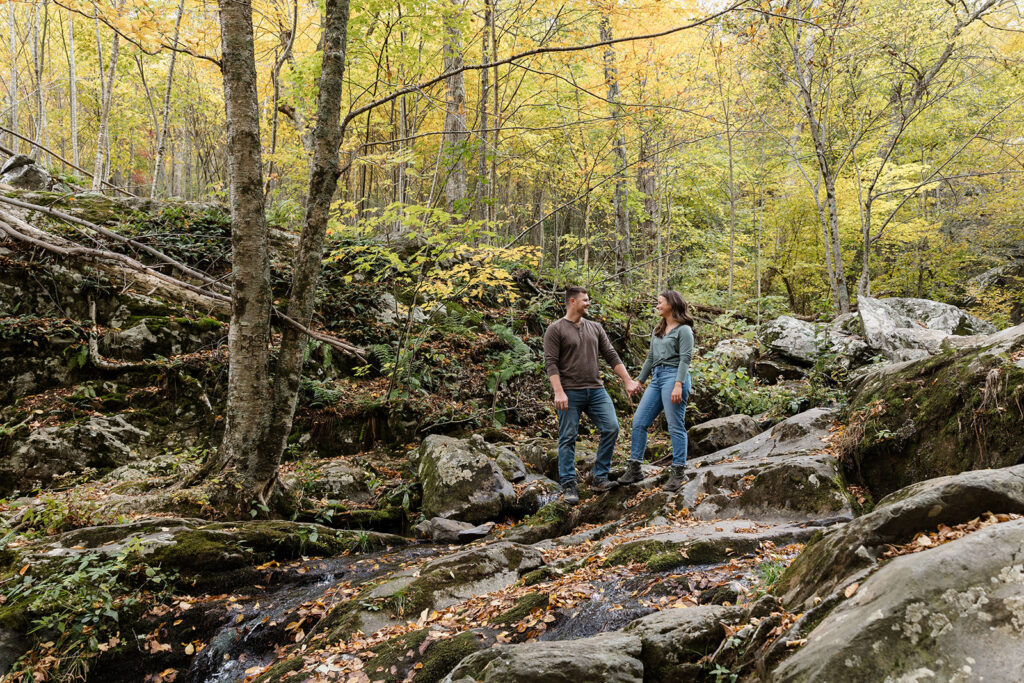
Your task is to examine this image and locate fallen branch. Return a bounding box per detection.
[0,210,365,359]
[0,194,230,294]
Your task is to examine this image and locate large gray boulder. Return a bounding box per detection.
[712,338,757,372]
[445,631,643,682]
[758,316,819,365]
[625,605,745,681]
[682,409,851,522]
[774,517,1024,682]
[858,296,994,361]
[776,465,1024,610]
[1,415,149,494]
[0,154,51,190]
[281,459,374,503]
[418,435,517,524]
[688,414,761,458]
[843,322,1024,498]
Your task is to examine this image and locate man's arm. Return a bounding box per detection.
[598,325,640,395]
[543,323,569,410]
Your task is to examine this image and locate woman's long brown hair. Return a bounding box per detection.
[654,290,696,338]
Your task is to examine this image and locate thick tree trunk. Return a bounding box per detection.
[599,15,630,280]
[215,0,274,499]
[263,0,350,467]
[443,0,467,214]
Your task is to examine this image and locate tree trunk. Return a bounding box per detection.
[637,130,659,264]
[442,0,467,214]
[8,4,17,151]
[261,0,351,485]
[92,6,119,192]
[215,0,275,499]
[599,15,630,280]
[67,11,78,167]
[152,0,185,198]
[476,0,490,221]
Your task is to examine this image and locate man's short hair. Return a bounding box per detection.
[565,286,587,306]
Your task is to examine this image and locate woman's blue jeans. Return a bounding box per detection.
[556,387,619,485]
[630,365,690,466]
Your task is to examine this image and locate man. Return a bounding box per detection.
[543,286,641,505]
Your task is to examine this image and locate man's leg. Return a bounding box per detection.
[556,392,583,485]
[586,387,620,481]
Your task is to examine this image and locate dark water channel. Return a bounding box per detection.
[186,544,436,682]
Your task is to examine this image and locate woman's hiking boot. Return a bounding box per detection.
[590,475,618,493]
[664,465,688,492]
[618,459,644,485]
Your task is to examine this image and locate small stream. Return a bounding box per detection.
[187,544,437,682]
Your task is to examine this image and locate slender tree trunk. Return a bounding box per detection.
[8,4,17,151]
[442,0,467,214]
[215,0,274,498]
[476,0,490,221]
[637,130,659,261]
[261,0,351,481]
[67,12,78,167]
[152,0,185,197]
[92,5,119,191]
[31,0,48,161]
[599,15,630,280]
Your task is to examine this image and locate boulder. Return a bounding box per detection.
[683,409,851,522]
[758,316,819,366]
[513,475,562,516]
[445,631,643,682]
[374,292,427,325]
[601,519,822,571]
[775,465,1024,610]
[625,605,745,680]
[688,414,761,458]
[1,415,149,494]
[418,435,517,524]
[0,154,51,190]
[752,358,806,384]
[885,297,996,336]
[842,323,1024,498]
[415,517,494,543]
[282,459,374,503]
[0,629,29,678]
[774,518,1024,682]
[712,338,757,372]
[858,296,993,361]
[368,542,543,622]
[99,316,225,361]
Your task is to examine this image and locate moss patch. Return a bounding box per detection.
[603,540,673,567]
[844,342,1024,498]
[489,592,550,628]
[253,656,304,682]
[647,550,689,572]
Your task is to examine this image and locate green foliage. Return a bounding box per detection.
[693,357,797,417]
[299,377,344,408]
[2,539,177,681]
[754,559,786,596]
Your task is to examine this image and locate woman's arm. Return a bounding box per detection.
[674,326,694,385]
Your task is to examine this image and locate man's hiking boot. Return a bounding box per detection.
[591,475,618,493]
[618,459,644,485]
[664,465,688,493]
[562,481,580,505]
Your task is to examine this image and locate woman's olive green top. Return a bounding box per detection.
[637,323,694,385]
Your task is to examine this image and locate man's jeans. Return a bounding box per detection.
[557,387,620,485]
[630,365,690,467]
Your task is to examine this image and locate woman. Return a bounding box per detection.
[619,291,695,492]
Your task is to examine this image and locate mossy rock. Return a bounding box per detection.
[253,656,305,683]
[520,565,556,586]
[603,540,673,568]
[647,550,689,572]
[489,592,550,628]
[362,628,488,683]
[844,333,1024,498]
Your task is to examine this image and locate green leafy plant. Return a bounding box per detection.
[2,538,177,681]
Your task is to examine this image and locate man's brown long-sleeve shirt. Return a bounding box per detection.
[543,317,623,390]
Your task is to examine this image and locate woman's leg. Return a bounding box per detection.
[630,374,665,462]
[661,373,690,467]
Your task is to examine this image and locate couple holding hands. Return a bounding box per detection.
[543,286,695,505]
